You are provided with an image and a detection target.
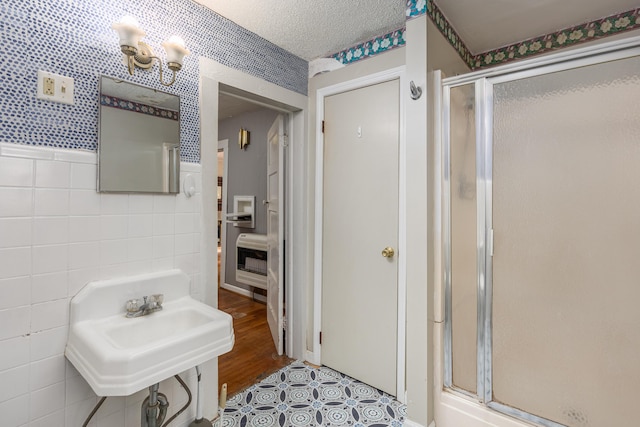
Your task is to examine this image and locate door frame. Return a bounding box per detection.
[312,66,408,401]
[200,57,308,361]
[217,139,229,290]
[266,114,285,354]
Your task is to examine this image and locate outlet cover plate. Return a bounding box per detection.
[37,70,74,105]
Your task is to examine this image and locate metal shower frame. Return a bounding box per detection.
[441,35,640,427]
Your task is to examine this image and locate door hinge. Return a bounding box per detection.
[319,331,322,345]
[282,316,287,331]
[321,120,325,133]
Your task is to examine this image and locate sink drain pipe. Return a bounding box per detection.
[82,374,193,427]
[141,383,169,427]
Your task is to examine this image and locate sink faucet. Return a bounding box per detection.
[125,294,164,318]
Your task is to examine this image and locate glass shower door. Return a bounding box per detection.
[447,83,477,395]
[490,55,640,426]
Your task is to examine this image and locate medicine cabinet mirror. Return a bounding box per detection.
[98,76,180,193]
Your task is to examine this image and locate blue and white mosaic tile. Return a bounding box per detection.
[222,361,406,427]
[332,28,406,66]
[0,0,308,163]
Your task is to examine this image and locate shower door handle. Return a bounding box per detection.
[381,247,395,258]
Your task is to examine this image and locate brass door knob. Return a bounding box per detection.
[381,247,395,258]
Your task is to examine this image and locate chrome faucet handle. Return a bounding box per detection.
[126,299,140,313]
[150,294,164,312]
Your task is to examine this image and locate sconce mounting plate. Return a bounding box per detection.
[133,41,154,69]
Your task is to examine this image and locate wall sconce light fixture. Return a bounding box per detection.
[111,16,190,86]
[239,129,250,150]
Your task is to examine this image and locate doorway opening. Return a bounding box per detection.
[200,57,308,404]
[216,90,292,396]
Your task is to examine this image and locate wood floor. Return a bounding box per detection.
[218,288,293,397]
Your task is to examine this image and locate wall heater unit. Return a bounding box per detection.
[235,233,267,290]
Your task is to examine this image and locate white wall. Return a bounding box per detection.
[427,19,471,76]
[0,143,215,427]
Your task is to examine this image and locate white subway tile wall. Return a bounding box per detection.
[0,218,32,248]
[33,217,68,246]
[0,277,31,310]
[0,395,29,426]
[0,143,204,426]
[0,188,33,217]
[34,189,69,216]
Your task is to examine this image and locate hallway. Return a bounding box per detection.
[218,288,292,397]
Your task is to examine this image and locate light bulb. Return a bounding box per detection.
[111,15,145,55]
[162,35,190,71]
[118,16,140,28]
[166,35,186,49]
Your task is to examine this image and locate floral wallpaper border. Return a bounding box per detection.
[330,0,474,68]
[425,0,475,68]
[406,0,427,19]
[336,0,640,70]
[331,28,406,65]
[472,8,640,69]
[100,95,180,120]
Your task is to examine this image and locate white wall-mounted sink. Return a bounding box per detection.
[65,270,234,396]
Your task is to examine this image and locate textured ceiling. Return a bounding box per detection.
[193,0,639,62]
[193,0,406,60]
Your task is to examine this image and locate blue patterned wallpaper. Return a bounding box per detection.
[0,0,308,163]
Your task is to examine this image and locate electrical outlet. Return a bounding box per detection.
[43,78,55,96]
[37,70,74,105]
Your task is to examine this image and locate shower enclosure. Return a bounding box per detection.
[442,39,640,427]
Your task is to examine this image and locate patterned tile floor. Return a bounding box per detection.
[220,361,406,427]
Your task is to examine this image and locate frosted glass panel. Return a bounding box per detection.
[449,84,477,394]
[492,55,640,426]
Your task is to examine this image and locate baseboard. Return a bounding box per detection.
[403,419,430,427]
[220,282,267,303]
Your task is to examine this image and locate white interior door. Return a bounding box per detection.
[218,139,228,288]
[267,114,284,355]
[321,79,400,396]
